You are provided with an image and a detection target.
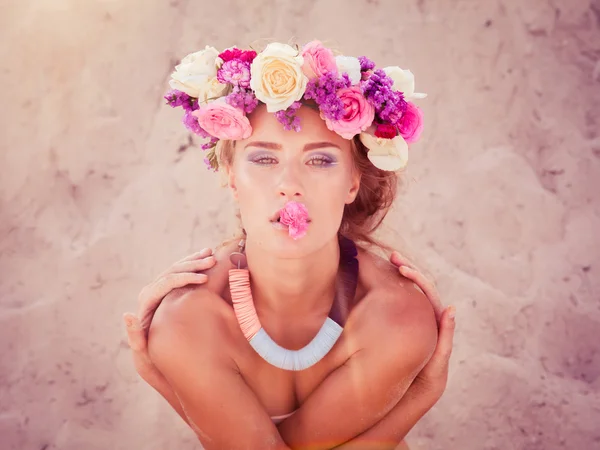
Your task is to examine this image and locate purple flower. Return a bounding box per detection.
[275,101,302,132]
[225,87,259,114]
[165,89,189,107]
[165,89,198,112]
[187,98,199,112]
[217,60,252,88]
[201,137,219,150]
[182,110,210,137]
[358,56,376,71]
[183,111,221,157]
[361,69,407,125]
[303,72,352,121]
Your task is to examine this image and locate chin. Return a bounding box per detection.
[264,234,315,258]
[255,225,338,259]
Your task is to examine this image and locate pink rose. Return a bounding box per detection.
[192,99,252,140]
[301,40,338,79]
[398,102,424,143]
[324,86,375,139]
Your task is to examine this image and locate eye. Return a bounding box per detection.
[251,156,278,165]
[307,155,336,166]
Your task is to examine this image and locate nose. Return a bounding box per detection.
[277,163,304,199]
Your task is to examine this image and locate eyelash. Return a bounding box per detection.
[252,155,336,166]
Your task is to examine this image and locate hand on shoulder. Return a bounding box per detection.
[351,248,438,372]
[355,247,437,330]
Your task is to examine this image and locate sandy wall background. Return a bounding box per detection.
[1,0,600,449]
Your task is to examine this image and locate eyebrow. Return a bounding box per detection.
[244,141,341,151]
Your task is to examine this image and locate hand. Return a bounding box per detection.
[409,305,455,399]
[123,248,217,383]
[389,250,455,399]
[389,251,444,324]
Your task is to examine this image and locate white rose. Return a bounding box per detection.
[359,132,409,171]
[335,56,362,85]
[250,43,308,112]
[169,46,228,102]
[202,76,231,102]
[382,66,427,100]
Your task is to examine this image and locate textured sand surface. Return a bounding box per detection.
[1,0,600,449]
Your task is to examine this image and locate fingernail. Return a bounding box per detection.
[124,315,134,327]
[448,306,456,320]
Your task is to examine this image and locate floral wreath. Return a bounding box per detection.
[164,41,426,172]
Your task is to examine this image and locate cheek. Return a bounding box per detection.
[233,161,263,194]
[323,169,356,202]
[233,167,272,230]
[236,177,264,212]
[312,178,351,223]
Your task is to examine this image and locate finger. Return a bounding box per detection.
[124,313,148,353]
[390,251,416,269]
[400,266,444,322]
[171,257,216,274]
[137,273,208,323]
[179,248,213,263]
[157,254,216,279]
[139,273,208,310]
[431,306,456,368]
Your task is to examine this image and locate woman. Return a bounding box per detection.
[126,251,454,450]
[124,41,456,449]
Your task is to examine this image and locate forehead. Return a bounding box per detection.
[243,103,351,150]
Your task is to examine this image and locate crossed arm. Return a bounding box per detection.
[125,248,455,449]
[147,287,437,450]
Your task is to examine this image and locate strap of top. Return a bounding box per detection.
[329,234,359,327]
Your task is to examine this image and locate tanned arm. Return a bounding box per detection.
[276,289,437,449]
[148,290,291,450]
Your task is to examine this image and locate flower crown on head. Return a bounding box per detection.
[164,41,426,172]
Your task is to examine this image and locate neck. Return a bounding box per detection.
[244,236,340,318]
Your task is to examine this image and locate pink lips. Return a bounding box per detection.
[275,201,310,240]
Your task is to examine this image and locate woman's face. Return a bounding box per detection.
[227,103,361,257]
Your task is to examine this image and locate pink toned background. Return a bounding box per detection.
[1,1,600,449]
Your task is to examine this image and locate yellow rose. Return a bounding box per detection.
[169,46,228,102]
[250,43,308,113]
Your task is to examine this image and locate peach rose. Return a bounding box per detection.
[301,40,338,79]
[192,98,252,140]
[324,86,375,139]
[250,43,308,112]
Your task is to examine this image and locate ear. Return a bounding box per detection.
[345,171,361,204]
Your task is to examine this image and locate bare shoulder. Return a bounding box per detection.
[148,286,235,367]
[148,236,245,370]
[350,247,437,356]
[151,284,230,338]
[148,239,243,363]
